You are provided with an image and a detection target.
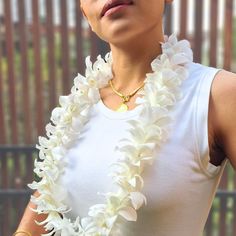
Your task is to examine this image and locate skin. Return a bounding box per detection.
[80,0,173,125]
[208,70,236,169]
[15,191,48,235]
[16,0,236,235]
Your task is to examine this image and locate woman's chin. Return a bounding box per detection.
[100,25,143,44]
[102,27,153,48]
[103,33,140,47]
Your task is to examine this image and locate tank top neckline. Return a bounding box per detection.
[96,98,143,120]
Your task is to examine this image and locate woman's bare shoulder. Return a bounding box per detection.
[210,69,236,169]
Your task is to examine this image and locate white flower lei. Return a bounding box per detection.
[28,34,193,236]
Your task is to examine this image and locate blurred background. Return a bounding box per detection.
[0,0,235,235]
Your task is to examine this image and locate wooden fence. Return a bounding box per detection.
[0,0,236,235]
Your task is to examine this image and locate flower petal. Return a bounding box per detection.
[129,192,147,210]
[119,207,137,221]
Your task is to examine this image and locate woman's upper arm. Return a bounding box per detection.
[211,70,236,170]
[15,190,48,235]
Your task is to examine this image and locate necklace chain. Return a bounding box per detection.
[109,79,145,112]
[109,79,145,102]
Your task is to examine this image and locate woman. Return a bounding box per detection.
[14,0,236,235]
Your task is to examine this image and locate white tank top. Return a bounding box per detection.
[58,62,228,236]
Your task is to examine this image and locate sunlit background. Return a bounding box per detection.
[0,0,235,235]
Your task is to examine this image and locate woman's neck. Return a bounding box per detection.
[109,32,164,92]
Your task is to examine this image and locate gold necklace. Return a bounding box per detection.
[109,79,145,112]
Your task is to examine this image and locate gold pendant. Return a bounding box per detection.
[116,103,128,112]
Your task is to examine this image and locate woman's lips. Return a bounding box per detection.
[101,0,133,18]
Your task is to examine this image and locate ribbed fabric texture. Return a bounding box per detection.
[58,62,228,236]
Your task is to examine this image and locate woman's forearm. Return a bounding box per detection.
[14,191,48,236]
